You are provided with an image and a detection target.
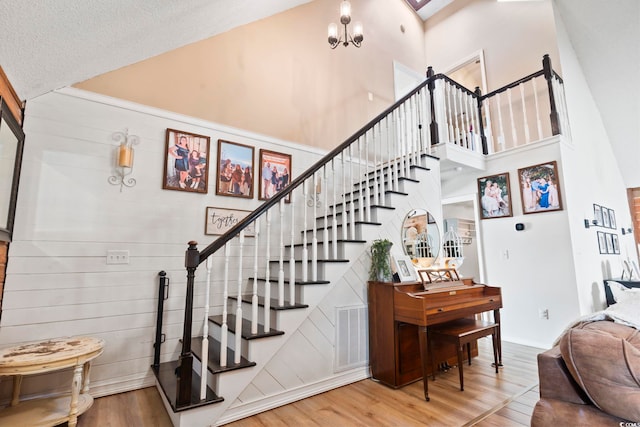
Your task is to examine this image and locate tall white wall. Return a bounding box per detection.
[552,7,638,313]
[0,88,326,401]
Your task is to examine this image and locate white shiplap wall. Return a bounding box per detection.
[0,88,326,401]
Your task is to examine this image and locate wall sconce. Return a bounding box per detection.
[108,129,139,191]
[328,1,363,49]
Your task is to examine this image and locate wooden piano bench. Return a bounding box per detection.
[429,318,499,391]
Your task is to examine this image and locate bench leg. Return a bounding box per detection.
[492,331,499,373]
[457,343,464,391]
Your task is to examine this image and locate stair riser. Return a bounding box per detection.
[301,224,363,242]
[330,191,399,215]
[284,242,347,260]
[254,280,303,303]
[206,324,249,356]
[229,299,279,327]
[313,208,380,228]
[267,261,328,280]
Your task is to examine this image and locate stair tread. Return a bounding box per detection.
[190,336,256,373]
[229,294,309,310]
[250,277,331,285]
[286,239,366,248]
[153,360,223,412]
[209,314,285,339]
[410,164,431,171]
[330,203,395,211]
[268,258,350,264]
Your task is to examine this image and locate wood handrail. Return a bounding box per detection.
[198,73,434,262]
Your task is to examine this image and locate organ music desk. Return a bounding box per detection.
[367,279,502,401]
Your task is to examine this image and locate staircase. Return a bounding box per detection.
[152,56,567,426]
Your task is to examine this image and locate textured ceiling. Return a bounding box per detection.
[0,0,311,100]
[0,0,637,186]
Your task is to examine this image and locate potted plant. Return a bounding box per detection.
[369,238,393,282]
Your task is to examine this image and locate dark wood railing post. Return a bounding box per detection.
[177,241,199,407]
[543,54,561,135]
[427,66,439,145]
[474,86,488,155]
[153,271,169,370]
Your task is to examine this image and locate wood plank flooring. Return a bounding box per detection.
[73,340,543,427]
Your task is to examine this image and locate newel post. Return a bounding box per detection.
[427,66,439,145]
[177,241,199,407]
[543,54,561,135]
[474,86,488,155]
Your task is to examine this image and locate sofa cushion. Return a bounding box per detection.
[559,321,640,421]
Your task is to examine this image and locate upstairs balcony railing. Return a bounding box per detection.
[154,54,568,408]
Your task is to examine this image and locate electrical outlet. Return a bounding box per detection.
[538,308,549,320]
[107,250,129,265]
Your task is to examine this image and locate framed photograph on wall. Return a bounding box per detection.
[597,231,607,254]
[609,209,617,229]
[258,149,292,202]
[606,233,615,254]
[163,129,210,193]
[593,204,603,227]
[518,160,563,214]
[205,207,255,236]
[602,207,611,228]
[216,140,254,198]
[477,172,512,219]
[612,233,620,254]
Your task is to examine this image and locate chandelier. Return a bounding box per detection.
[327,1,363,49]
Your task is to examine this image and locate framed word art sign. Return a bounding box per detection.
[205,207,255,236]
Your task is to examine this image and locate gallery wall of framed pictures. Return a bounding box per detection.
[161,129,294,236]
[593,204,619,255]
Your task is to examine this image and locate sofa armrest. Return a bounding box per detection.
[537,346,589,404]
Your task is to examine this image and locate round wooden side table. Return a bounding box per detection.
[0,336,104,427]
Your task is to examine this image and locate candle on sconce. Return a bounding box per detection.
[118,144,134,168]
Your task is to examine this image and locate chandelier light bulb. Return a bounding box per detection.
[340,1,351,24]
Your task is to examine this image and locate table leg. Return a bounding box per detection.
[82,361,92,394]
[418,326,430,401]
[69,364,83,427]
[11,375,22,406]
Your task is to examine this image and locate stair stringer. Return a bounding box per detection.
[167,158,441,427]
[218,161,442,424]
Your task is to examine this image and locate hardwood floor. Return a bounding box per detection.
[73,340,542,427]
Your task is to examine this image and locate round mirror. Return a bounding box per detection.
[401,209,440,268]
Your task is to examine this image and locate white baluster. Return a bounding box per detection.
[220,243,229,368]
[364,133,371,222]
[496,93,506,151]
[357,138,364,223]
[391,110,398,187]
[289,191,296,306]
[341,151,348,240]
[373,123,381,206]
[403,103,411,178]
[312,172,318,282]
[507,89,518,146]
[532,78,543,140]
[520,83,530,144]
[331,159,338,260]
[386,116,393,194]
[323,166,329,260]
[463,91,472,149]
[278,198,285,307]
[446,84,454,144]
[235,230,244,364]
[301,182,308,282]
[251,220,260,334]
[200,256,213,399]
[349,145,356,240]
[264,211,271,330]
[453,86,461,146]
